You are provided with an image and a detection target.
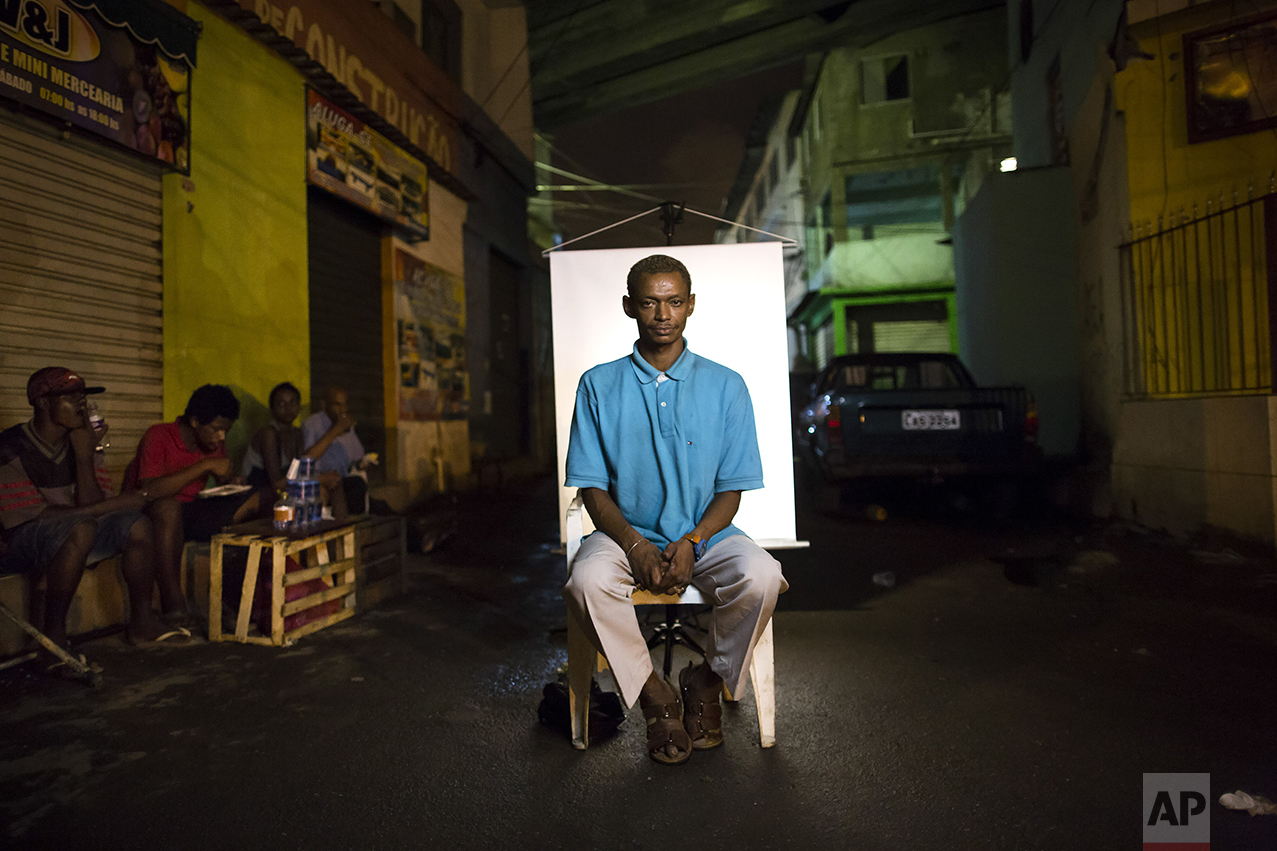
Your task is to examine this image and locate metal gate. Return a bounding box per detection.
[1119,189,1275,398]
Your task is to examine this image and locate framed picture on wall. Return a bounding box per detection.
[1184,12,1277,144]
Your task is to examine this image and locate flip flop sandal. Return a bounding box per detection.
[642,698,692,765]
[680,663,723,750]
[128,626,194,647]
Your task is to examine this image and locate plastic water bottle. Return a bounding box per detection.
[286,479,304,529]
[298,481,310,527]
[273,489,294,531]
[305,480,322,525]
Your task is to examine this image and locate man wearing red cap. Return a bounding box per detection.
[0,368,175,658]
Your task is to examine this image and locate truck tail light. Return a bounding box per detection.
[1024,395,1039,443]
[827,404,843,444]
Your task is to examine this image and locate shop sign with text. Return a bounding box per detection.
[240,0,457,174]
[0,0,192,171]
[308,90,429,240]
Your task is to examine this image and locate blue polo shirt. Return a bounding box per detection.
[565,340,764,552]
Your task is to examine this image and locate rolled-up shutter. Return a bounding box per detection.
[0,108,163,487]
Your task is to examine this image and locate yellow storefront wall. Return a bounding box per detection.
[1117,9,1276,388]
[1117,10,1277,224]
[1112,5,1277,546]
[162,4,309,461]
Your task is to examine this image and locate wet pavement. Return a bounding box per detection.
[3,476,1277,850]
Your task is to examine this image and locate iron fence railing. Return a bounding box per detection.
[1119,187,1276,399]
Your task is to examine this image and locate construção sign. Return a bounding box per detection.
[239,0,458,174]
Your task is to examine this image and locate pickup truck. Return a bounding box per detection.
[794,353,1040,483]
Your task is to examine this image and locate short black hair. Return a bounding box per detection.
[184,384,240,424]
[269,382,300,407]
[627,254,691,296]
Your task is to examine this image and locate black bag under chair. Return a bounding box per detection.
[538,679,624,745]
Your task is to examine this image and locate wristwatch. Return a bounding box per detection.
[682,533,708,561]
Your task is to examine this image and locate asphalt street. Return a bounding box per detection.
[3,476,1277,850]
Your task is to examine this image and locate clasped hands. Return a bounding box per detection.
[627,536,696,595]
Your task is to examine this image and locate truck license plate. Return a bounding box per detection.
[901,409,960,430]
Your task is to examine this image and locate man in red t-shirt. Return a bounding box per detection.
[129,385,259,625]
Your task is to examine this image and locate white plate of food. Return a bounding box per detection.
[197,483,253,498]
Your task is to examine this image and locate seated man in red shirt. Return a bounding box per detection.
[128,384,259,626]
[0,367,171,656]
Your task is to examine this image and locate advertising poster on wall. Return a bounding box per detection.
[306,89,430,240]
[394,246,467,420]
[0,0,195,171]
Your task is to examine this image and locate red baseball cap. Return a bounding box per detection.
[26,367,106,404]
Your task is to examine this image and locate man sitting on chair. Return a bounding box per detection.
[562,254,787,765]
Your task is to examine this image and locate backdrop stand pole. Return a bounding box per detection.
[659,201,685,246]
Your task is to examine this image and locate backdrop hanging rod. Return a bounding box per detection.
[542,206,661,256]
[680,207,799,245]
[542,203,798,257]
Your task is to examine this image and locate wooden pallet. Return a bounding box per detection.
[208,516,405,646]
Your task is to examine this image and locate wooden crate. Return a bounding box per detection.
[208,516,405,646]
[210,523,359,646]
[355,515,405,611]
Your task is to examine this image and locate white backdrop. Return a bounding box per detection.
[550,242,799,547]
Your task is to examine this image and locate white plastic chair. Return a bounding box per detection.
[564,492,776,749]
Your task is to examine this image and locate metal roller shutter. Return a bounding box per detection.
[307,187,385,476]
[872,319,952,353]
[814,322,834,370]
[0,108,164,487]
[845,299,954,355]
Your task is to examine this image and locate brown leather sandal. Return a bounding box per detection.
[642,697,692,765]
[680,663,724,750]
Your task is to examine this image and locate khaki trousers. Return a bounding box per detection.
[563,532,787,707]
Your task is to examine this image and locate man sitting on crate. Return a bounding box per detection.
[0,367,177,661]
[562,254,787,766]
[127,384,259,629]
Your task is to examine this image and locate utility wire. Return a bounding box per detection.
[477,42,529,111]
[496,0,586,125]
[535,162,665,203]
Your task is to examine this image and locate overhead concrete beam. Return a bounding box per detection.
[533,0,1002,129]
[529,0,843,85]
